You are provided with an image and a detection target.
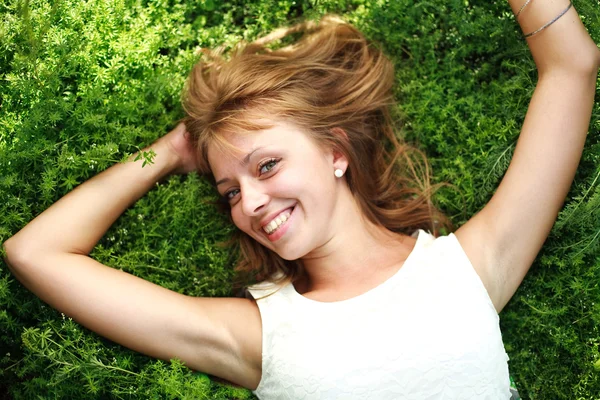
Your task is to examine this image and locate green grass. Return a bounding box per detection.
[1,0,599,398]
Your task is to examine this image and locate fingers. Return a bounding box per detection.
[174,122,186,133]
[174,122,191,140]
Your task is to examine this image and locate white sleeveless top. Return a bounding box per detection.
[247,229,511,399]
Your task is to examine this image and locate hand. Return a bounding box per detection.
[155,122,200,176]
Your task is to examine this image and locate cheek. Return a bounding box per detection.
[282,160,328,191]
[230,209,249,232]
[285,163,333,197]
[271,173,301,196]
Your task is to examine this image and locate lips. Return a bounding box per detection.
[260,206,294,230]
[260,204,296,237]
[266,213,292,235]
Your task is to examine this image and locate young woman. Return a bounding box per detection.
[4,1,599,398]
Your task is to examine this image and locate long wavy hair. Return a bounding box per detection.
[182,14,458,295]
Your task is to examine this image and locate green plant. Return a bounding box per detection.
[1,0,599,398]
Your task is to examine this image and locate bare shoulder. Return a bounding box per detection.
[452,214,504,314]
[185,295,263,390]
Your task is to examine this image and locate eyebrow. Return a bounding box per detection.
[215,146,265,187]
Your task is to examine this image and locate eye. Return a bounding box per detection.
[259,158,280,175]
[223,188,240,202]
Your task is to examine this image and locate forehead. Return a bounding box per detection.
[206,119,319,169]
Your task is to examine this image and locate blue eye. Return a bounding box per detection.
[221,158,280,204]
[224,189,240,201]
[259,158,279,175]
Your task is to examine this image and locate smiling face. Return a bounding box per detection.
[207,119,349,260]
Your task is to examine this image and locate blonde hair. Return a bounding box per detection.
[182,14,458,295]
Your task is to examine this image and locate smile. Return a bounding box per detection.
[263,208,293,235]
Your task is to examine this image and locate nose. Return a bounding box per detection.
[240,180,269,216]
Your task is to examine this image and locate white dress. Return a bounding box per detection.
[247,229,512,399]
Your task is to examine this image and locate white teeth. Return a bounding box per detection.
[263,210,292,234]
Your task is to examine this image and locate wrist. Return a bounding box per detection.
[132,140,180,180]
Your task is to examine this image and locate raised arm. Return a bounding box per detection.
[454,0,600,313]
[2,124,263,389]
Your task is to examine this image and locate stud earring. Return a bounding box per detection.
[334,169,344,178]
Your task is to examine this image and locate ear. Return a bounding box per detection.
[330,127,349,174]
[331,127,349,141]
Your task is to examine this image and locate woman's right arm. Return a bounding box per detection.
[2,126,263,390]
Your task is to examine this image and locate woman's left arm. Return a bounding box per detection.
[508,0,600,74]
[454,0,600,313]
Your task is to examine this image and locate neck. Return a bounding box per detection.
[298,188,411,296]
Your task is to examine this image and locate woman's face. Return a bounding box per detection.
[207,119,347,260]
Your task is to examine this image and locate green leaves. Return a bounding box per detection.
[1,0,599,399]
[133,148,157,169]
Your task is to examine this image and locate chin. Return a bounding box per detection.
[267,244,308,262]
[276,250,300,261]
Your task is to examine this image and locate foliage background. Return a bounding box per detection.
[0,0,599,398]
